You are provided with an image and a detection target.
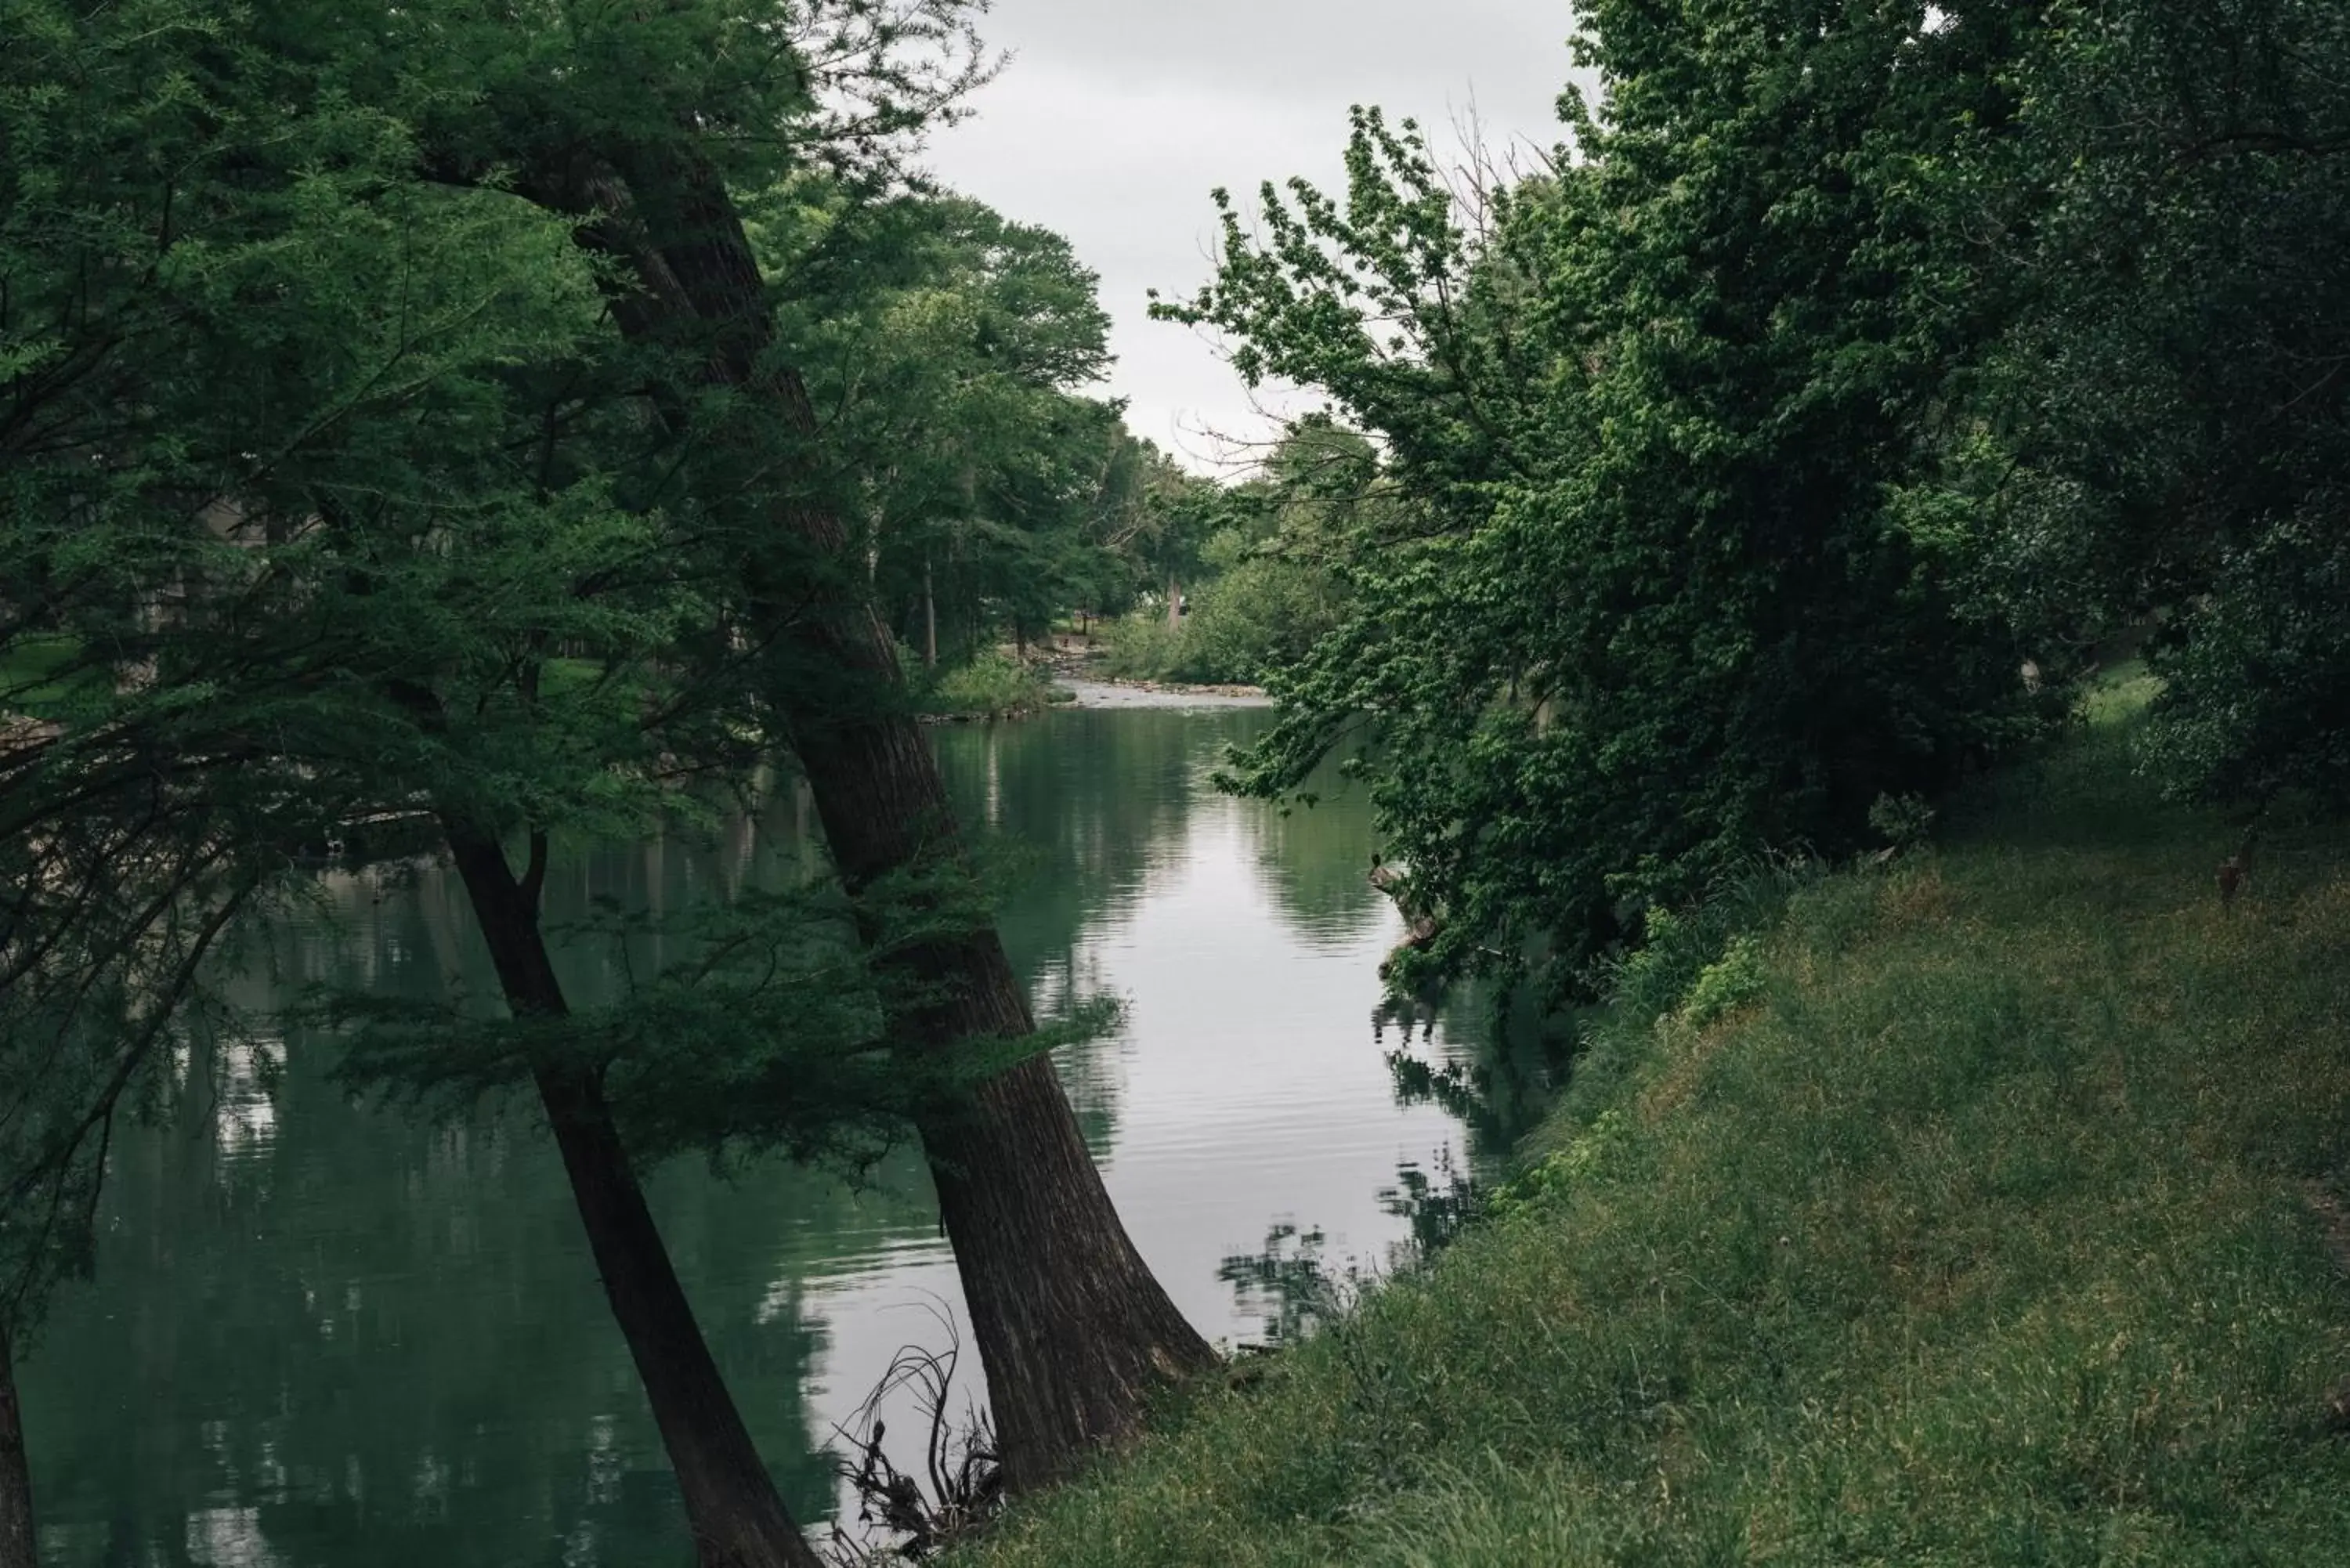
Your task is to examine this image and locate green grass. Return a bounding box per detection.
[957,682,2350,1566]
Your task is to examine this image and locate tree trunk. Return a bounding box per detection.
[444,828,820,1568]
[512,145,1219,1488]
[1166,572,1182,630]
[0,1329,34,1568]
[923,1060,1218,1488]
[924,557,938,670]
[775,654,1219,1489]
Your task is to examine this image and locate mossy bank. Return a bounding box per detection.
[953,681,2350,1566]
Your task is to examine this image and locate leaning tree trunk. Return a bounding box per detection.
[444,827,821,1568]
[924,557,938,670]
[782,652,1219,1490]
[0,1328,34,1568]
[508,145,1219,1488]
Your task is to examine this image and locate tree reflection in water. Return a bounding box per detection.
[1216,1224,1346,1349]
[1383,982,1583,1164]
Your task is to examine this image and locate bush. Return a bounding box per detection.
[921,650,1051,719]
[1867,791,1937,851]
[1676,934,1766,1029]
[1180,558,1346,685]
[1098,560,1347,687]
[2139,514,2350,811]
[1097,612,1197,683]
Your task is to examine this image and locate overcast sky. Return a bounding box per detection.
[922,2,1589,474]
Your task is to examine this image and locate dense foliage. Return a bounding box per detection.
[1164,9,2063,992]
[7,0,2350,1556]
[1155,0,2350,995]
[1995,0,2350,809]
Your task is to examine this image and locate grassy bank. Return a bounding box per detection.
[957,678,2350,1566]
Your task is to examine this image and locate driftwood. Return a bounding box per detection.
[828,1316,1003,1565]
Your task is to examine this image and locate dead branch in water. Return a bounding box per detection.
[826,1306,1003,1564]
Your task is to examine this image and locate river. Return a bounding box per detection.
[24,706,1489,1566]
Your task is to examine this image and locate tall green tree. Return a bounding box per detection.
[5,10,1219,1559]
[1982,0,2350,811]
[321,0,1219,1494]
[1,5,880,1559]
[1162,5,2059,998]
[808,193,1134,662]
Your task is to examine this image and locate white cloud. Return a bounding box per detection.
[922,2,1585,471]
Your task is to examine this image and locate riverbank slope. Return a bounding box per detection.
[955,676,2350,1566]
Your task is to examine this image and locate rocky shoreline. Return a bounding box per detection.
[1034,643,1271,710]
[1050,676,1271,710]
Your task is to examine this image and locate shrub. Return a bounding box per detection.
[1179,558,1346,685]
[1098,612,1195,682]
[1866,791,1937,851]
[923,650,1050,719]
[1676,934,1766,1029]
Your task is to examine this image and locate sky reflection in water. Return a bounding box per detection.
[27,707,1482,1565]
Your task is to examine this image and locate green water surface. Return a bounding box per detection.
[24,708,1477,1566]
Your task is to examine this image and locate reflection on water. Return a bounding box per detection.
[1216,1223,1344,1349]
[27,708,1487,1564]
[1387,985,1582,1162]
[205,1038,286,1158]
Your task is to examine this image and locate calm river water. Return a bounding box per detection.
[24,706,1485,1566]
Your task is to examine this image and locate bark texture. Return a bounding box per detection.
[924,558,938,670]
[0,1331,32,1568]
[514,144,1219,1489]
[446,827,820,1568]
[777,646,1219,1490]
